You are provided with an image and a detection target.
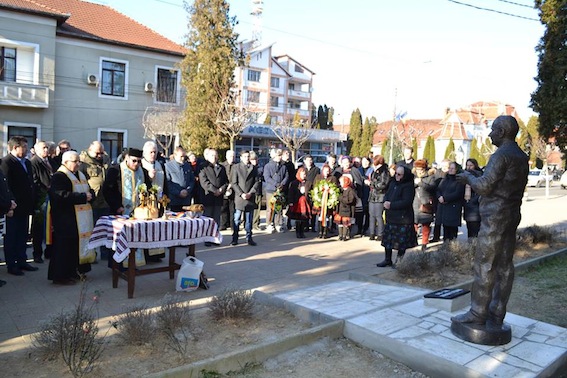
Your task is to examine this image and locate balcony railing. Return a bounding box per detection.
[0,81,49,108]
[286,108,309,117]
[287,89,310,99]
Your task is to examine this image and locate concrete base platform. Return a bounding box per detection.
[274,280,567,378]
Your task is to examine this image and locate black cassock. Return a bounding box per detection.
[47,171,92,282]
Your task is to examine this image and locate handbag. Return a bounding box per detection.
[417,189,434,214]
[419,202,434,214]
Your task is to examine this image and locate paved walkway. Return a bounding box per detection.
[274,280,567,377]
[0,192,566,375]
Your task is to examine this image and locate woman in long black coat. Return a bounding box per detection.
[436,161,465,241]
[412,159,437,251]
[463,158,483,238]
[378,165,417,267]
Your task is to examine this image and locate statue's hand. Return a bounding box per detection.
[456,172,470,184]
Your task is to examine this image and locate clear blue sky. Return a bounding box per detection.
[92,0,544,124]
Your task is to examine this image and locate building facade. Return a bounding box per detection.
[0,0,185,161]
[234,44,314,126]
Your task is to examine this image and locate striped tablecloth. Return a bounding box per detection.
[87,215,222,263]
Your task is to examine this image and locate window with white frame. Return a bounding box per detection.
[156,68,178,103]
[101,59,126,97]
[247,69,261,82]
[247,90,260,103]
[7,125,37,151]
[270,77,279,88]
[270,96,279,107]
[294,64,304,73]
[100,130,125,163]
[0,47,16,82]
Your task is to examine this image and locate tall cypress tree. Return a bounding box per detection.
[179,0,241,155]
[348,109,363,156]
[469,138,480,163]
[444,138,455,160]
[423,136,435,164]
[360,117,373,157]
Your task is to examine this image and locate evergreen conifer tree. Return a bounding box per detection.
[423,136,435,164]
[360,117,373,157]
[444,138,455,160]
[179,0,241,155]
[348,109,363,156]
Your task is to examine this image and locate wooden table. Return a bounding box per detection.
[87,214,222,298]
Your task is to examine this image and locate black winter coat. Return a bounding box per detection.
[384,167,415,225]
[231,162,259,211]
[0,154,35,216]
[463,169,482,222]
[436,174,465,227]
[368,165,390,203]
[413,172,437,224]
[337,186,356,217]
[199,162,229,207]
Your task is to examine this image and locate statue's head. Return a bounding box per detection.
[490,115,519,147]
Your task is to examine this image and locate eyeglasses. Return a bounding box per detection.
[69,160,80,163]
[395,173,403,177]
[130,158,141,163]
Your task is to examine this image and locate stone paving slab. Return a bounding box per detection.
[276,280,567,378]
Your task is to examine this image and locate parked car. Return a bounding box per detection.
[526,169,554,187]
[295,154,328,169]
[560,171,567,189]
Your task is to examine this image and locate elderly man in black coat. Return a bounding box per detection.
[452,115,529,339]
[199,148,228,246]
[30,140,54,263]
[230,150,260,246]
[0,136,38,276]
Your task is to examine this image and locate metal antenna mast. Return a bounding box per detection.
[251,0,264,48]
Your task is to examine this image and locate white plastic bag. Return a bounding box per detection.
[176,256,204,292]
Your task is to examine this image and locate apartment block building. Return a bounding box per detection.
[234,43,346,156]
[235,44,314,126]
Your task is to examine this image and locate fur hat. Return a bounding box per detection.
[414,159,428,169]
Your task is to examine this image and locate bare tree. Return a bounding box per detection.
[272,120,314,162]
[142,106,181,154]
[215,90,258,151]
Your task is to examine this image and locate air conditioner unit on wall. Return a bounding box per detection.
[87,74,98,85]
[144,82,154,93]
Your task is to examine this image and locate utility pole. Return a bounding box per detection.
[389,88,397,165]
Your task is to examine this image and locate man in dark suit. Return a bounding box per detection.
[220,149,236,231]
[30,141,53,263]
[230,150,260,246]
[199,148,228,246]
[0,136,38,275]
[0,170,17,286]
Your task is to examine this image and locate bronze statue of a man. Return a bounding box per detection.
[452,115,528,343]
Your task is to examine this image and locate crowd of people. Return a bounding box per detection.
[0,134,487,288]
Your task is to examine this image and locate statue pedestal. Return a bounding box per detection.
[451,320,511,345]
